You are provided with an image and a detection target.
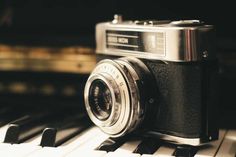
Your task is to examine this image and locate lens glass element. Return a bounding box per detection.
[88,79,113,120]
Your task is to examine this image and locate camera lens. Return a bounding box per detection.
[84,57,156,137]
[88,79,112,120]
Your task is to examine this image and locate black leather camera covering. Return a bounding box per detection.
[145,60,219,139]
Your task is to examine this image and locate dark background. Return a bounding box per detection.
[0,0,235,48]
[0,0,235,128]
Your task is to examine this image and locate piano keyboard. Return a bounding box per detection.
[0,106,235,157]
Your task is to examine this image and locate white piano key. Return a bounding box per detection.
[29,134,108,157]
[27,127,108,157]
[66,150,107,157]
[114,140,142,154]
[75,129,109,151]
[26,147,64,157]
[0,143,41,157]
[60,126,104,148]
[142,154,174,157]
[0,129,49,157]
[106,152,141,157]
[216,130,236,157]
[0,143,12,150]
[0,125,8,142]
[194,130,226,157]
[24,134,42,145]
[141,155,153,157]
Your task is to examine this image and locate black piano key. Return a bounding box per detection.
[133,138,162,154]
[4,114,49,144]
[173,145,198,157]
[40,128,57,147]
[0,107,27,127]
[96,136,127,152]
[2,124,19,143]
[40,114,91,147]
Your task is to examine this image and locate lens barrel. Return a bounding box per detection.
[84,57,156,137]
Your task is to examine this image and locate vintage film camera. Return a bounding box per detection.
[84,15,219,146]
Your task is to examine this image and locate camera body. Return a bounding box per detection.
[84,15,219,146]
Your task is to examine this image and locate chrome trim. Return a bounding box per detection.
[147,131,212,146]
[107,33,138,38]
[170,20,203,26]
[112,14,123,24]
[107,43,139,48]
[96,21,214,62]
